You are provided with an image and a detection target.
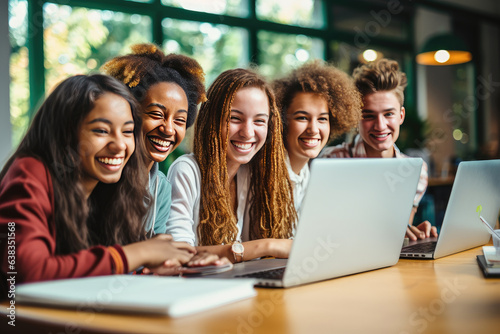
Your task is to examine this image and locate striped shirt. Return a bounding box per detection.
[320,135,428,207]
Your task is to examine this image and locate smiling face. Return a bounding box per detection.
[285,92,330,174]
[141,82,189,169]
[78,93,135,198]
[359,91,405,158]
[221,86,270,177]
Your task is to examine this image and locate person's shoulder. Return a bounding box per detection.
[319,142,351,158]
[13,156,45,168]
[1,156,53,202]
[6,156,49,181]
[397,151,429,177]
[166,153,200,181]
[156,169,171,189]
[397,151,428,167]
[170,153,197,167]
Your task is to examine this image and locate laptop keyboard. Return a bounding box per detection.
[402,241,437,253]
[235,267,285,280]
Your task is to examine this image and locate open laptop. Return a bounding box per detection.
[204,158,423,288]
[400,159,500,259]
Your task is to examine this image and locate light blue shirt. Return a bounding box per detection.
[145,162,172,236]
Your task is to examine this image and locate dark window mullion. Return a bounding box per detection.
[325,0,334,61]
[28,0,45,119]
[151,0,164,45]
[248,0,258,64]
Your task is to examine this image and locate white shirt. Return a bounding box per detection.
[165,154,251,246]
[285,153,310,215]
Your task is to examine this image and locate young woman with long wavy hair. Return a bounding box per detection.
[0,74,197,295]
[166,68,298,263]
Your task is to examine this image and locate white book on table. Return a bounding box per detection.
[16,275,256,317]
[483,246,500,267]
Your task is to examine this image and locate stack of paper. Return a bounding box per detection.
[476,246,500,277]
[16,275,256,317]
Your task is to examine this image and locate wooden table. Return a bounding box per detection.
[2,246,499,334]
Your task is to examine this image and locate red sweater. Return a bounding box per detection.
[0,157,128,296]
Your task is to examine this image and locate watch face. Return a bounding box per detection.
[232,243,244,254]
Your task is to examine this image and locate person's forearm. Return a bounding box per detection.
[122,242,147,271]
[408,206,417,225]
[196,240,273,263]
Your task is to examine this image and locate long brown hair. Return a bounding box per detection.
[194,68,297,246]
[0,74,150,254]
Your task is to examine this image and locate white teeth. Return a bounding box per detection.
[98,158,123,165]
[301,139,319,144]
[374,134,389,138]
[233,142,252,150]
[150,137,171,147]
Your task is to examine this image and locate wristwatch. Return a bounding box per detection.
[231,240,244,262]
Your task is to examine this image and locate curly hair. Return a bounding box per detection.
[273,60,362,142]
[101,43,206,128]
[352,58,407,106]
[0,75,150,254]
[194,68,297,246]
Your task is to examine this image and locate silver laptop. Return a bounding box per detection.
[205,158,423,288]
[400,159,500,259]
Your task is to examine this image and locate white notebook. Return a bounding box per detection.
[16,275,256,317]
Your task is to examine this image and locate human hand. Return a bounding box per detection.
[406,221,438,241]
[141,263,185,276]
[186,251,231,267]
[123,234,196,271]
[143,252,231,276]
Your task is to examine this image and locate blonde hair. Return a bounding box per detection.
[352,58,407,106]
[194,68,297,245]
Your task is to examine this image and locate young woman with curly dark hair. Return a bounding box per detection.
[102,44,229,269]
[273,60,362,212]
[101,43,206,236]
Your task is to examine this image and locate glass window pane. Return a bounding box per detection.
[331,4,409,41]
[43,3,152,92]
[162,0,249,18]
[258,31,324,79]
[451,64,476,158]
[256,0,324,29]
[9,0,29,147]
[162,18,249,85]
[330,41,406,75]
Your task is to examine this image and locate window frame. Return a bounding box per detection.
[24,0,415,118]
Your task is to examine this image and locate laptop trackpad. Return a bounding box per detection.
[405,236,439,248]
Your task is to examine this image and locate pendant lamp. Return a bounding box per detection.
[416,33,472,66]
